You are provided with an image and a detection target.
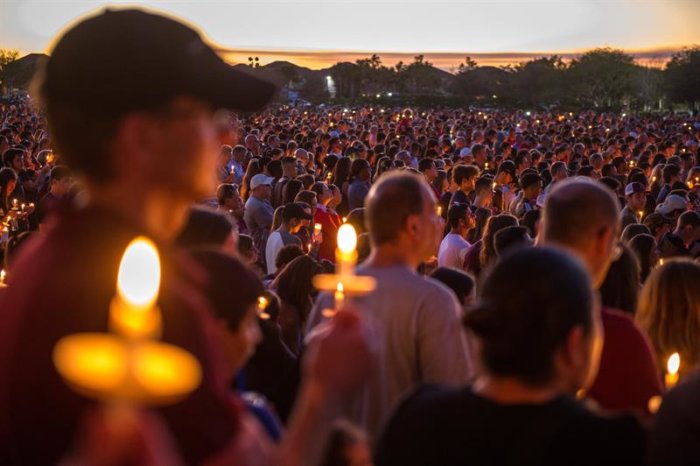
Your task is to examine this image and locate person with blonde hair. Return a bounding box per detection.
[636,259,700,377]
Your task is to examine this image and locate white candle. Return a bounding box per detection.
[666,353,680,390]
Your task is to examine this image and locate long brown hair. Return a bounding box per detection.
[636,259,700,375]
[479,213,518,268]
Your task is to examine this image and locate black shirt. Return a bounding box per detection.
[375,385,646,466]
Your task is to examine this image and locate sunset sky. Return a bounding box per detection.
[2,0,699,70]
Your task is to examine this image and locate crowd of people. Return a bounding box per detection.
[2,7,700,466]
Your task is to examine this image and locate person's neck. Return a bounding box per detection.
[473,374,564,405]
[365,242,420,270]
[86,181,189,244]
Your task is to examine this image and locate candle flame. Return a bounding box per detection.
[667,353,680,375]
[0,269,5,284]
[117,237,161,310]
[337,224,357,254]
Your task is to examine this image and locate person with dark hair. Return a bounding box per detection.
[429,267,475,310]
[265,202,310,275]
[541,178,662,417]
[513,172,542,217]
[521,208,541,239]
[0,10,375,465]
[599,244,640,316]
[644,212,673,244]
[657,164,682,204]
[274,244,305,275]
[272,156,297,208]
[494,225,532,256]
[658,211,700,259]
[347,159,372,211]
[621,223,651,244]
[473,176,494,210]
[271,255,321,355]
[176,205,237,254]
[628,233,658,283]
[418,158,439,199]
[438,203,474,269]
[0,167,18,214]
[307,171,472,440]
[216,182,247,234]
[282,178,303,206]
[449,164,480,207]
[237,233,260,268]
[376,247,645,466]
[476,213,519,275]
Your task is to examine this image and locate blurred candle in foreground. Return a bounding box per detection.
[666,353,680,390]
[334,282,345,310]
[0,269,6,288]
[110,237,162,339]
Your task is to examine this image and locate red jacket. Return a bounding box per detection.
[314,205,342,262]
[588,307,663,417]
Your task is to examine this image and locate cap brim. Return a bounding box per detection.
[198,60,277,112]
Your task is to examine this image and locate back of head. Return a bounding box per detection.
[678,210,700,229]
[494,226,532,256]
[430,267,475,305]
[216,183,237,205]
[599,244,640,316]
[175,206,234,249]
[447,202,470,230]
[464,247,594,386]
[637,259,700,370]
[366,171,425,246]
[621,223,651,244]
[542,177,619,249]
[188,249,263,330]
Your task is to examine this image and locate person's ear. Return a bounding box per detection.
[557,325,590,391]
[405,214,421,239]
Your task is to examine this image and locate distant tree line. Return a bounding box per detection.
[303,47,700,111]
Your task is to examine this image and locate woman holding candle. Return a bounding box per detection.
[636,259,700,379]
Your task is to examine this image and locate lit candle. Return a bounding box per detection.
[342,217,347,224]
[314,223,323,235]
[109,237,162,340]
[638,211,644,220]
[53,236,202,404]
[0,269,6,288]
[258,296,270,320]
[659,258,665,266]
[652,176,657,183]
[12,199,17,210]
[492,182,497,190]
[20,204,25,212]
[336,224,358,278]
[665,352,680,390]
[485,162,489,170]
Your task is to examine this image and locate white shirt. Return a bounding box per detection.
[438,233,471,269]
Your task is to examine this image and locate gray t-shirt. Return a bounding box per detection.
[244,195,274,261]
[306,263,474,440]
[348,180,371,211]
